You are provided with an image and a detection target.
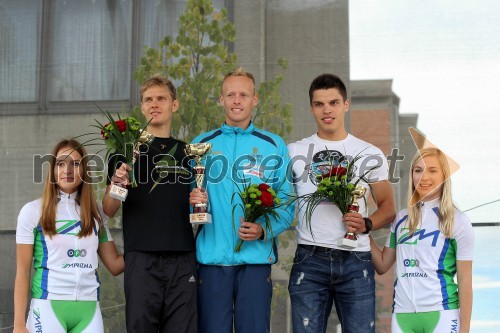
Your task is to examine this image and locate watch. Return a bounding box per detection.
[362,217,373,234]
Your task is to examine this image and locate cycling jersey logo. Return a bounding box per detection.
[33,307,43,332]
[401,272,428,278]
[398,228,440,247]
[62,263,93,269]
[239,153,265,178]
[450,319,458,332]
[67,249,87,257]
[403,259,420,267]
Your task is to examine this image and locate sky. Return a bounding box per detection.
[349,1,500,331]
[349,0,500,224]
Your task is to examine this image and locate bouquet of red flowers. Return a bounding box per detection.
[95,111,152,188]
[76,107,152,193]
[298,152,377,239]
[232,182,281,252]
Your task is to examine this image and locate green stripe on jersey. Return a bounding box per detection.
[31,227,46,299]
[98,227,109,243]
[56,220,79,234]
[441,239,459,309]
[389,231,397,248]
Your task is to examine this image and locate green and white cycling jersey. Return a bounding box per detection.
[16,191,112,301]
[386,198,474,313]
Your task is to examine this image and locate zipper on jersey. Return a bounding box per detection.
[231,130,239,262]
[412,203,427,312]
[65,195,81,301]
[411,237,416,313]
[74,235,80,301]
[233,130,238,161]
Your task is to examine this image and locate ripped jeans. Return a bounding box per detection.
[288,245,375,333]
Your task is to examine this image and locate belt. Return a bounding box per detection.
[298,244,335,253]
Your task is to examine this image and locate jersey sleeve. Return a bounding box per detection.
[16,200,41,245]
[385,224,396,249]
[385,210,407,249]
[454,211,474,261]
[385,219,397,249]
[258,137,296,239]
[98,204,114,243]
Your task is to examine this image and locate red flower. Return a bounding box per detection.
[322,166,347,179]
[260,191,274,207]
[115,120,127,132]
[101,120,127,139]
[258,183,270,191]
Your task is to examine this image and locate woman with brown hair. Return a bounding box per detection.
[13,139,124,333]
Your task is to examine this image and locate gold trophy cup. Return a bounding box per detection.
[109,130,155,201]
[185,143,212,224]
[339,185,367,249]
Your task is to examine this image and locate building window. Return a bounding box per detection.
[0,0,39,103]
[48,0,132,102]
[0,0,226,115]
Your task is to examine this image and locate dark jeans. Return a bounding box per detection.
[124,251,197,333]
[288,245,375,333]
[197,264,272,333]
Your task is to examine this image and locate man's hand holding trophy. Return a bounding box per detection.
[186,143,212,224]
[109,129,155,201]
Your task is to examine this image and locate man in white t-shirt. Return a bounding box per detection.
[287,73,396,333]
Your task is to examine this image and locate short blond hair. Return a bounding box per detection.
[221,67,256,93]
[140,76,177,101]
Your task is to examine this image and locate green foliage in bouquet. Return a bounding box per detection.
[298,151,378,238]
[232,182,282,253]
[77,106,152,188]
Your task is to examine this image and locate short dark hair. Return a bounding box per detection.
[308,74,347,105]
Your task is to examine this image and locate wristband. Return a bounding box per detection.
[362,217,373,234]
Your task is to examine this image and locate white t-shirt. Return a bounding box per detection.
[386,199,474,312]
[288,133,389,251]
[16,191,112,301]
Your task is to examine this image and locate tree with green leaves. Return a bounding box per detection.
[134,0,292,142]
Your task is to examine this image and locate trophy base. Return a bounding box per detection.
[190,213,212,225]
[109,184,128,202]
[338,237,358,249]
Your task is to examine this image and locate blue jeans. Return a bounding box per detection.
[288,245,375,333]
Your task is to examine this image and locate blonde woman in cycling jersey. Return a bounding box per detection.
[14,139,124,333]
[370,148,473,333]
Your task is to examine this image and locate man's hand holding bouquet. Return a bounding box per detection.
[297,151,378,249]
[79,107,153,201]
[232,182,283,252]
